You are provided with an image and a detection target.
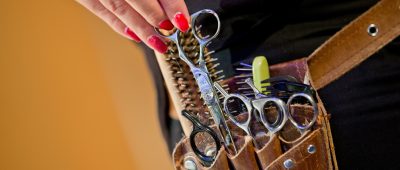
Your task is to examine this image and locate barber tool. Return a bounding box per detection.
[252,56,270,92]
[163,29,224,125]
[214,80,287,149]
[246,78,319,141]
[261,76,316,101]
[155,9,237,153]
[182,110,221,167]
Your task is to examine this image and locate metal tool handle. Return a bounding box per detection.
[153,22,196,69]
[191,9,221,64]
[245,78,265,99]
[182,110,221,167]
[252,97,288,134]
[286,93,319,131]
[214,82,254,137]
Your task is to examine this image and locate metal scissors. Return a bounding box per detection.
[249,77,319,142]
[182,110,221,167]
[213,79,288,148]
[155,9,237,153]
[216,78,319,144]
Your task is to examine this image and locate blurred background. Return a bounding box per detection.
[0,1,172,169]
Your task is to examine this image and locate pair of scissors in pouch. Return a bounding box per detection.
[214,79,288,149]
[155,9,237,154]
[182,110,221,167]
[259,76,319,143]
[215,78,319,146]
[256,77,319,143]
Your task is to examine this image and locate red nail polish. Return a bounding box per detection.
[147,35,168,53]
[124,27,141,42]
[173,12,189,32]
[158,20,174,30]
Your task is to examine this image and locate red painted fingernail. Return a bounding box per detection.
[158,20,174,30]
[124,27,141,42]
[173,12,189,32]
[147,35,168,53]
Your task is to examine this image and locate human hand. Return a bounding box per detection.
[76,0,190,53]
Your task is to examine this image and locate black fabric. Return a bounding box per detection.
[141,0,400,169]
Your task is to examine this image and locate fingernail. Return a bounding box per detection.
[173,12,189,32]
[158,20,174,30]
[124,27,141,42]
[147,35,168,53]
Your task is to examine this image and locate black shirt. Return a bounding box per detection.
[142,0,400,169]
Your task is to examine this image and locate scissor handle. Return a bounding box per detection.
[222,94,253,135]
[182,110,221,167]
[286,93,319,130]
[253,97,288,134]
[191,9,221,47]
[214,82,253,136]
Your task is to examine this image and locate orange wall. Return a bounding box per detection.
[0,1,172,170]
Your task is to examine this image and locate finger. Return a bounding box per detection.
[158,0,190,32]
[125,0,174,30]
[99,0,168,53]
[76,0,141,42]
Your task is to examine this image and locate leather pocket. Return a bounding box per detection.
[227,136,259,169]
[172,137,230,170]
[265,128,329,170]
[278,104,315,149]
[254,134,282,169]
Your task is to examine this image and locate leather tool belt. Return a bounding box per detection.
[155,0,400,169]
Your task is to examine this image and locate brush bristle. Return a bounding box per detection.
[164,29,225,125]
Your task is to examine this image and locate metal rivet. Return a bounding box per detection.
[283,159,294,169]
[184,159,197,170]
[307,144,316,154]
[367,24,378,37]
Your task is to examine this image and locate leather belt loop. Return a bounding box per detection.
[307,0,400,90]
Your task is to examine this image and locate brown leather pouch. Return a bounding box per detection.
[257,58,334,170]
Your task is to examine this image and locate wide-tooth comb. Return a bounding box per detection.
[164,29,225,125]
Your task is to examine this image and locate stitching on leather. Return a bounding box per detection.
[317,25,400,88]
[306,0,385,79]
[316,1,399,87]
[295,131,324,169]
[307,0,400,88]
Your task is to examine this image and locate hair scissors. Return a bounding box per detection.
[155,9,237,154]
[253,77,319,142]
[213,79,288,149]
[182,110,221,167]
[216,78,319,144]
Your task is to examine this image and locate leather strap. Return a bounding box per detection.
[307,0,400,89]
